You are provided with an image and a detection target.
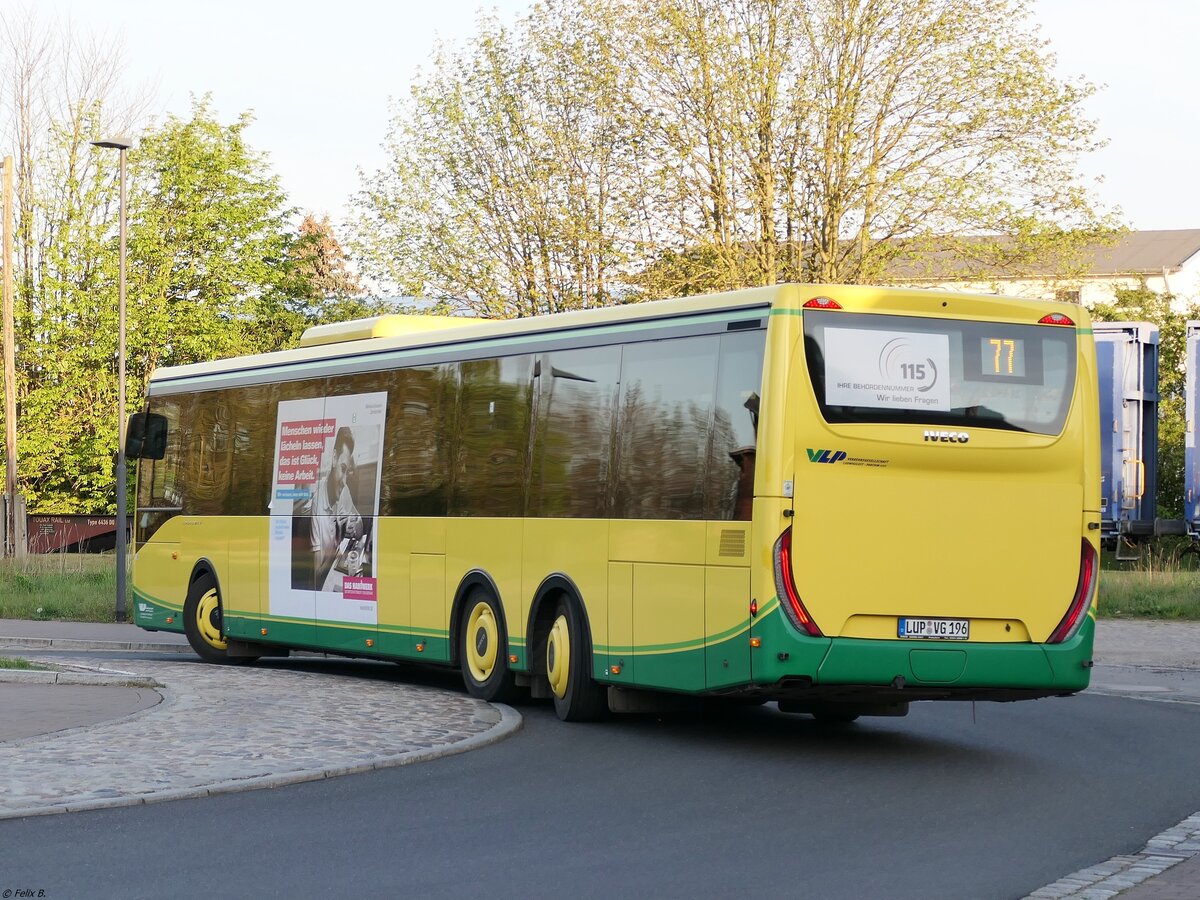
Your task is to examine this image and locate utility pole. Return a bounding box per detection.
[1,156,16,559]
[91,137,132,621]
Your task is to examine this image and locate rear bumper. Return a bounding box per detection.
[752,612,1094,703]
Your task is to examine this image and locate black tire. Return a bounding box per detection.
[458,588,521,703]
[183,573,254,665]
[545,596,607,722]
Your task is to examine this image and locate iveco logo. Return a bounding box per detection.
[924,430,970,443]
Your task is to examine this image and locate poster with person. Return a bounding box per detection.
[267,392,387,626]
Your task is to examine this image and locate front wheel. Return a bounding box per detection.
[183,573,253,664]
[459,588,520,703]
[545,597,606,722]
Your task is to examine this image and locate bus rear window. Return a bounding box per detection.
[803,311,1077,435]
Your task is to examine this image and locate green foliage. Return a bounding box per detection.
[9,98,377,514]
[1091,283,1200,520]
[351,0,1113,311]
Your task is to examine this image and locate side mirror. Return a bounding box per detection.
[126,412,168,460]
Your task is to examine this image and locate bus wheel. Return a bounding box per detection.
[546,597,606,722]
[459,589,519,703]
[183,573,242,664]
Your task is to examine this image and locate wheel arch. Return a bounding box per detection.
[526,573,593,676]
[449,569,506,665]
[188,558,222,598]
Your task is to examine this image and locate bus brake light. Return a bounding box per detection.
[1047,539,1098,643]
[772,527,822,637]
[1038,313,1075,326]
[803,297,842,310]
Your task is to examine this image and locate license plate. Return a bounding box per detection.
[897,617,969,640]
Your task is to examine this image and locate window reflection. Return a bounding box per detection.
[614,336,720,520]
[530,346,621,518]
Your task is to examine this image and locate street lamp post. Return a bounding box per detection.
[91,136,132,622]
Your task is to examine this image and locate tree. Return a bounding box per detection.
[291,213,361,301]
[351,0,1114,309]
[349,1,646,317]
[0,9,149,513]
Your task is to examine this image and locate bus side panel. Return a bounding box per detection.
[611,520,707,692]
[373,517,413,659]
[410,553,448,661]
[704,566,750,689]
[447,518,524,663]
[131,515,189,633]
[222,518,263,641]
[521,519,610,676]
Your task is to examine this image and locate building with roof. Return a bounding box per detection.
[892,229,1200,305]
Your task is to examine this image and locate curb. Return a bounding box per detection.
[0,636,188,653]
[0,702,522,820]
[0,668,160,688]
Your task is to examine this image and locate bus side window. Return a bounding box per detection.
[529,345,621,519]
[707,330,767,521]
[452,355,534,517]
[614,335,720,520]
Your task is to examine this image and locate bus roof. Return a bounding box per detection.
[149,285,784,389]
[147,283,1062,394]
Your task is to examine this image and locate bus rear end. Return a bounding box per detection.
[755,286,1098,713]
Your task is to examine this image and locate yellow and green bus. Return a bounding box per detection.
[129,283,1099,722]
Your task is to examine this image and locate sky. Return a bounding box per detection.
[31,0,1200,232]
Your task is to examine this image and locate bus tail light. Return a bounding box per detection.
[803,296,842,310]
[1038,313,1075,326]
[772,527,822,637]
[1047,539,1098,644]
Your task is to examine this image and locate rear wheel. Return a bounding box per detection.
[546,597,606,722]
[459,588,520,703]
[183,574,253,664]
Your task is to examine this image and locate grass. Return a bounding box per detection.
[0,553,126,623]
[0,656,36,669]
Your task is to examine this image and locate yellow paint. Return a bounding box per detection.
[226,518,264,623]
[610,520,706,565]
[633,563,704,651]
[464,599,500,682]
[705,566,750,640]
[298,314,480,347]
[410,554,446,639]
[522,519,610,646]
[133,539,185,611]
[447,518,525,641]
[780,285,1099,644]
[705,521,750,567]
[607,562,633,676]
[546,613,570,698]
[375,518,411,639]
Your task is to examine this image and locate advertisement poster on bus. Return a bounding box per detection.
[268,392,387,626]
[823,327,951,411]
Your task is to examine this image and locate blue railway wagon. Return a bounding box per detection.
[1186,321,1200,537]
[1094,321,1159,545]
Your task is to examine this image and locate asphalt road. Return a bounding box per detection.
[4,653,1200,900]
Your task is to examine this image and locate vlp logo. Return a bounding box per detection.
[806,448,847,464]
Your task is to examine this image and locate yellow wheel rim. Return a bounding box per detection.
[465,601,499,683]
[196,588,227,651]
[546,613,570,700]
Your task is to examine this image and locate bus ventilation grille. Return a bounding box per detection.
[719,530,746,558]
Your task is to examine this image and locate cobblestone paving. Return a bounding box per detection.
[1024,814,1200,899]
[0,656,517,819]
